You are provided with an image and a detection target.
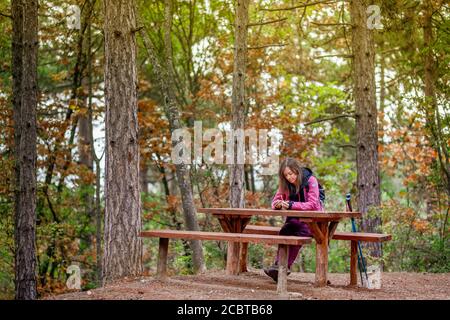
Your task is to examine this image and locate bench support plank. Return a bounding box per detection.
[157,238,169,279]
[306,222,324,244]
[217,216,251,275]
[328,221,339,245]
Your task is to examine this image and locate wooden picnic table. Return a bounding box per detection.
[196,207,362,287]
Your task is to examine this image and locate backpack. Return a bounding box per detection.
[299,168,326,208]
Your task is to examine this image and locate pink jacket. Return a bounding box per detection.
[271,176,323,211]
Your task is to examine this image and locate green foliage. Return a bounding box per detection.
[171,240,194,275]
[203,241,226,270]
[379,201,449,272]
[0,202,14,300]
[328,241,351,273]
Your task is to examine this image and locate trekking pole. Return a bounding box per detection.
[346,193,369,286]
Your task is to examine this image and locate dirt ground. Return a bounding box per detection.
[43,269,450,300]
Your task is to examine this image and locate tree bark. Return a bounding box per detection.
[378,40,386,148]
[229,0,249,209]
[12,0,38,300]
[250,164,256,193]
[102,0,143,284]
[78,74,94,247]
[244,165,250,192]
[139,0,205,273]
[85,0,103,284]
[225,0,249,275]
[350,0,381,256]
[78,108,93,170]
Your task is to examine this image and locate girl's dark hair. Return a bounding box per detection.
[278,157,303,194]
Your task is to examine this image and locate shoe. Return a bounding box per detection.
[264,265,291,282]
[263,265,278,282]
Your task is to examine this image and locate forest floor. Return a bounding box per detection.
[44,269,450,300]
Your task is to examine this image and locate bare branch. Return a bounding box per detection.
[260,0,342,12]
[311,21,352,27]
[131,26,144,33]
[248,17,287,27]
[336,144,356,148]
[248,43,286,50]
[304,113,355,126]
[313,53,353,59]
[0,11,12,19]
[380,47,402,55]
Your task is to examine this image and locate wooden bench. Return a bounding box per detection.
[243,225,392,286]
[140,229,312,295]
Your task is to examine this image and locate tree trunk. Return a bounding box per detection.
[78,75,94,248]
[422,0,450,201]
[250,164,256,193]
[12,0,38,300]
[225,0,249,275]
[78,112,93,170]
[159,164,181,228]
[86,1,103,284]
[77,2,94,178]
[378,41,386,148]
[164,0,205,273]
[350,0,381,257]
[139,0,205,273]
[229,0,249,209]
[102,0,143,284]
[244,165,250,192]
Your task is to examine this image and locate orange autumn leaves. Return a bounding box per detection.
[381,119,436,187]
[382,201,433,234]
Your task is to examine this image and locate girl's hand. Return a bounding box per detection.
[281,201,289,210]
[274,200,283,209]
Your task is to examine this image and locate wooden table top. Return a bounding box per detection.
[196,207,361,220]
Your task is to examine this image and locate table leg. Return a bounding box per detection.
[314,222,329,287]
[157,238,169,280]
[239,242,248,273]
[218,216,251,275]
[226,242,241,275]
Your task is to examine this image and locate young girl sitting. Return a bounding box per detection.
[264,157,323,282]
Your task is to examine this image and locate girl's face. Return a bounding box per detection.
[283,166,298,184]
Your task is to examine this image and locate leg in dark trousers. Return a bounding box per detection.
[275,218,312,268]
[264,218,312,282]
